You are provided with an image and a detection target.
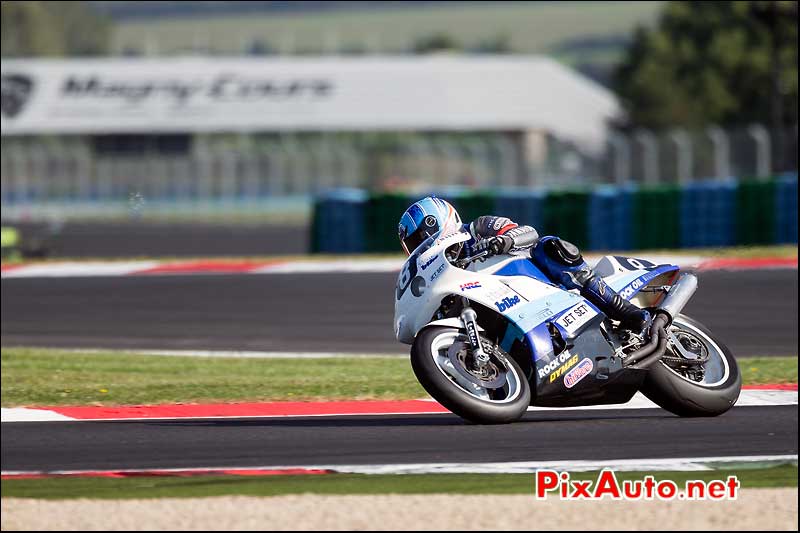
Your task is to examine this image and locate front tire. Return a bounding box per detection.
[641,314,741,417]
[411,326,531,424]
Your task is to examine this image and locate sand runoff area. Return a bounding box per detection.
[2,489,798,530]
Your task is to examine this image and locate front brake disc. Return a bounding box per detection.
[447,341,507,389]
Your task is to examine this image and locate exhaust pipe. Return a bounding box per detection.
[623,273,697,368]
[657,273,698,323]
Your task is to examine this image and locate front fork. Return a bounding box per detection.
[459,305,490,369]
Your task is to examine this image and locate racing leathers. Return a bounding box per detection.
[463,216,651,334]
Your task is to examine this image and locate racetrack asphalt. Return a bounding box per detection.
[1,269,797,356]
[2,406,796,472]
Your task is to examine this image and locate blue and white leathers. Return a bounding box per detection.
[531,236,652,331]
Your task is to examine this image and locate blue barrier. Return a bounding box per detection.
[310,176,798,253]
[493,188,546,230]
[680,179,737,248]
[588,185,633,251]
[775,173,798,244]
[312,188,368,253]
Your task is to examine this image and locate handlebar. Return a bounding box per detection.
[454,249,492,268]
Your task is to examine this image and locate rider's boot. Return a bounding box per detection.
[576,271,652,338]
[531,236,652,339]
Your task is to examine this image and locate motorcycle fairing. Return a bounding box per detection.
[492,258,552,283]
[596,255,680,301]
[495,259,678,379]
[533,326,647,407]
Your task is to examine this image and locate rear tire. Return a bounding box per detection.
[641,314,741,417]
[411,326,530,424]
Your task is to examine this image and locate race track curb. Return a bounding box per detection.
[2,256,796,279]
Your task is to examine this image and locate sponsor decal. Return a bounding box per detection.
[465,320,480,347]
[430,263,446,282]
[424,215,437,227]
[59,75,332,105]
[1,74,33,118]
[419,255,437,270]
[460,281,482,291]
[549,355,579,383]
[494,295,520,312]
[484,287,515,301]
[434,230,468,248]
[564,358,594,388]
[614,256,657,272]
[535,308,555,321]
[556,303,596,335]
[537,352,578,381]
[619,277,645,300]
[492,218,505,231]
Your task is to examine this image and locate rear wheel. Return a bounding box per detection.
[411,326,530,424]
[641,314,741,417]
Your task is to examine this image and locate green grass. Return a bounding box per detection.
[647,245,797,259]
[1,347,795,407]
[740,357,799,386]
[0,348,424,407]
[2,466,795,500]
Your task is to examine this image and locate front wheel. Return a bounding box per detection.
[641,314,741,417]
[411,326,531,424]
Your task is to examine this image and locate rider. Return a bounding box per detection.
[397,196,651,336]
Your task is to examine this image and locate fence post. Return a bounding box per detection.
[492,135,519,188]
[707,125,731,179]
[463,138,491,189]
[609,132,630,184]
[338,139,361,189]
[635,129,659,184]
[747,124,772,179]
[670,129,693,183]
[433,137,461,188]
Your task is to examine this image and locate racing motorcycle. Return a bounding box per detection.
[394,229,742,424]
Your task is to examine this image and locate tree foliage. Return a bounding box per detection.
[1,1,110,57]
[614,1,798,128]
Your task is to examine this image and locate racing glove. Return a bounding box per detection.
[475,235,514,258]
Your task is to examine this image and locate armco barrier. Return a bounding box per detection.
[680,180,737,248]
[311,178,798,253]
[775,173,798,245]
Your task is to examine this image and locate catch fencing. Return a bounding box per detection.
[1,125,796,219]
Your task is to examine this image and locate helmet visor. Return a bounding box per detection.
[401,222,439,255]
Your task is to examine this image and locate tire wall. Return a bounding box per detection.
[311,174,798,253]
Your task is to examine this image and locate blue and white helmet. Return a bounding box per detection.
[398,196,462,255]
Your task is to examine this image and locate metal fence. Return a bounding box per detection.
[1,124,797,217]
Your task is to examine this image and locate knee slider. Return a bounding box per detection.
[543,238,583,266]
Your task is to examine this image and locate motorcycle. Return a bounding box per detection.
[394,229,742,424]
